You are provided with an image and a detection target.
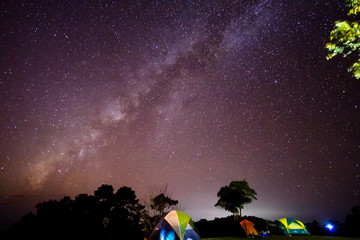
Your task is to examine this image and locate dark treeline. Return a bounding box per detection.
[4,184,360,239]
[196,211,360,238]
[196,216,268,238]
[304,205,360,238]
[6,184,177,240]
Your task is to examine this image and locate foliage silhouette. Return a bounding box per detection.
[195,215,267,238]
[305,220,326,236]
[141,185,179,236]
[344,205,360,237]
[215,180,257,218]
[150,193,178,218]
[9,184,145,240]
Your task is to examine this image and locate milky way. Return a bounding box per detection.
[1,0,359,228]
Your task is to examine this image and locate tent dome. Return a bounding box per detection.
[277,218,310,235]
[240,219,259,236]
[149,210,200,240]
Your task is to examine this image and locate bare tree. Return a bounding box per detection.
[141,184,179,235]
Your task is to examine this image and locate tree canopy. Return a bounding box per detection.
[215,180,257,218]
[9,184,145,240]
[326,0,360,79]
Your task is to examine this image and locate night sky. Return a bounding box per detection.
[1,0,359,229]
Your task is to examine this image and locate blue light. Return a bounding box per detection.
[325,223,334,231]
[160,228,175,240]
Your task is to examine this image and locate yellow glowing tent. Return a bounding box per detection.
[277,218,310,235]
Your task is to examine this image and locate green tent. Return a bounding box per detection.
[277,218,310,235]
[149,210,200,240]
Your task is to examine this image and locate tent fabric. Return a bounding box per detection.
[277,218,310,235]
[149,210,200,240]
[240,220,259,236]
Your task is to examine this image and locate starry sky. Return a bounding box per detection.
[1,0,359,229]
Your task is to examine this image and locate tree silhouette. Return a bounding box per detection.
[344,205,360,237]
[72,193,104,239]
[150,193,179,218]
[107,186,145,239]
[94,184,114,201]
[9,184,146,240]
[141,184,179,236]
[215,180,257,219]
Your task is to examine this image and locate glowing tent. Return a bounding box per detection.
[149,210,200,240]
[240,219,259,236]
[277,218,310,235]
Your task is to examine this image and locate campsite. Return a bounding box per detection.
[2,182,359,239]
[1,0,360,239]
[202,237,355,240]
[148,211,313,240]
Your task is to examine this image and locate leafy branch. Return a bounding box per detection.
[326,0,360,79]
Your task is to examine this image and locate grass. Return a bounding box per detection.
[202,236,356,240]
